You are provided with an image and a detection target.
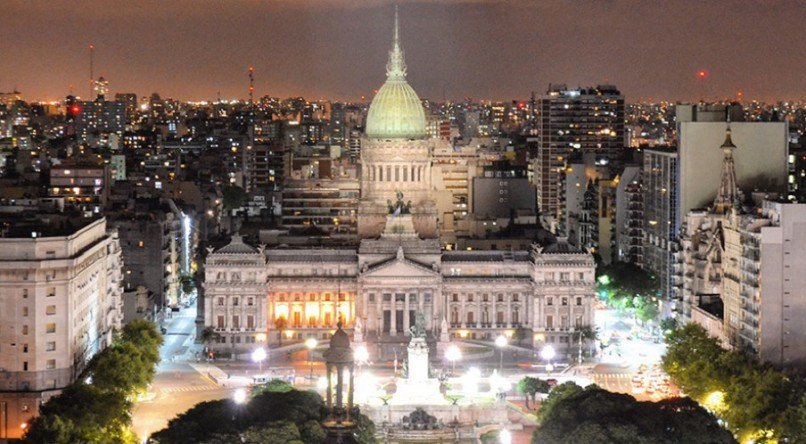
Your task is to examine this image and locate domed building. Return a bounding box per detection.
[358,9,438,239]
[202,9,596,363]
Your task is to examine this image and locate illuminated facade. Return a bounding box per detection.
[202,10,596,357]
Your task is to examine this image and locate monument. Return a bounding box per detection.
[388,313,447,405]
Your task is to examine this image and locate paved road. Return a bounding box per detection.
[131,305,230,441]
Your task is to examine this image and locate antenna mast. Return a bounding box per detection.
[89,44,95,99]
[248,66,255,105]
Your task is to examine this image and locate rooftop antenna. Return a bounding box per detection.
[89,44,95,99]
[248,66,255,105]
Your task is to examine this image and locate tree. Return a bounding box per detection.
[89,342,154,395]
[220,185,247,211]
[23,384,137,444]
[532,385,735,444]
[274,316,288,346]
[635,299,660,324]
[200,326,220,349]
[517,376,550,409]
[251,378,294,396]
[661,323,803,441]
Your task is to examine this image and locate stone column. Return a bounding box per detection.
[404,293,410,335]
[507,295,512,327]
[492,292,497,328]
[460,295,466,327]
[389,297,396,336]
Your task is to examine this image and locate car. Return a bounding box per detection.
[547,378,558,387]
[160,327,167,334]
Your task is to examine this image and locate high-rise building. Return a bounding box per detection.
[0,218,123,439]
[615,165,643,265]
[675,103,788,233]
[643,146,678,302]
[535,84,625,231]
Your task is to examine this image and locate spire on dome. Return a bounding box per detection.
[713,122,739,215]
[386,5,407,80]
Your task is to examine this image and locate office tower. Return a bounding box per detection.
[0,218,123,439]
[535,84,625,231]
[615,165,643,265]
[643,146,678,302]
[49,163,111,214]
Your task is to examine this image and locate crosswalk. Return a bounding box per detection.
[593,373,632,379]
[160,384,219,394]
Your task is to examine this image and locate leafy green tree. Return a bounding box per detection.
[532,385,735,444]
[661,323,728,400]
[22,384,137,444]
[252,378,294,396]
[352,412,378,444]
[200,326,220,348]
[220,185,247,210]
[659,317,678,332]
[517,376,550,409]
[635,299,660,324]
[90,342,154,394]
[275,316,288,346]
[537,381,585,421]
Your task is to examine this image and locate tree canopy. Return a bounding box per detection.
[662,323,804,442]
[532,383,735,444]
[23,321,163,443]
[151,387,375,444]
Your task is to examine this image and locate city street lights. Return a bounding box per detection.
[354,344,369,374]
[445,344,462,375]
[541,345,556,376]
[495,335,507,372]
[251,347,267,374]
[305,338,318,380]
[499,428,512,444]
[233,388,247,405]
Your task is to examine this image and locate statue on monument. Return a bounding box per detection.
[354,317,364,342]
[387,189,412,215]
[409,312,427,338]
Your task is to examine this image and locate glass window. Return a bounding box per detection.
[46,360,56,370]
[46,323,56,333]
[547,297,553,306]
[46,305,56,315]
[562,297,568,306]
[46,342,56,351]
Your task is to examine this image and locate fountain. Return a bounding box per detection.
[359,314,514,442]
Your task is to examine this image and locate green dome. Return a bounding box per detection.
[364,7,426,140]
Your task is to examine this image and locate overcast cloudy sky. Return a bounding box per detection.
[1,0,804,102]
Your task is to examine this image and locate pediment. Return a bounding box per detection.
[362,257,438,279]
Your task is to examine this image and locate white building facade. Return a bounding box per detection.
[202,12,596,360]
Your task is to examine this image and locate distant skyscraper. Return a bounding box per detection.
[535,84,625,231]
[642,146,678,302]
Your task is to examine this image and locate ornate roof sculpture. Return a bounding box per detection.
[712,124,740,215]
[364,6,426,140]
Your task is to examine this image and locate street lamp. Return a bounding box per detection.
[251,347,267,374]
[354,344,369,374]
[495,335,508,372]
[305,338,318,380]
[499,428,512,444]
[233,388,247,404]
[445,344,462,375]
[540,345,556,376]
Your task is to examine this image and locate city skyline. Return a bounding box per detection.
[2,0,805,103]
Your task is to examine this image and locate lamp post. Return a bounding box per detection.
[540,345,556,376]
[495,335,507,372]
[233,388,247,405]
[354,345,369,375]
[305,338,318,380]
[251,347,267,374]
[445,344,461,375]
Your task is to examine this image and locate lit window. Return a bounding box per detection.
[45,323,56,333]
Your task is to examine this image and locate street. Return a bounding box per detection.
[131,305,236,442]
[131,303,675,441]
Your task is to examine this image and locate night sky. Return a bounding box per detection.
[2,0,804,103]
